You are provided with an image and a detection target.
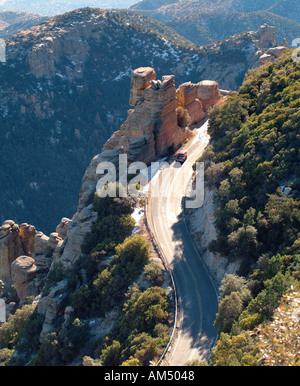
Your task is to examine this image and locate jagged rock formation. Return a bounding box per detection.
[0,65,224,299]
[251,23,276,47]
[102,67,192,165]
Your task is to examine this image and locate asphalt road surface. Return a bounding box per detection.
[148,121,219,366]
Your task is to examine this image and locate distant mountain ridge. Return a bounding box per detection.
[0,0,137,16]
[131,0,300,21]
[0,11,49,38]
[164,10,300,46]
[131,0,300,45]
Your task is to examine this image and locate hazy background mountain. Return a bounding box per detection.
[131,0,300,45]
[0,0,137,16]
[162,11,300,46]
[0,11,48,38]
[131,0,300,22]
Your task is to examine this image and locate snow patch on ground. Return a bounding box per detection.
[192,120,210,145]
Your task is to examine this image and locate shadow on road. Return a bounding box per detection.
[169,209,218,361]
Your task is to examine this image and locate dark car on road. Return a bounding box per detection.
[175,151,187,164]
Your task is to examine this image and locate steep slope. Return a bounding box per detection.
[0,7,273,234]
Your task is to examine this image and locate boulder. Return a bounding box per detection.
[33,231,50,255]
[11,256,38,303]
[266,46,288,58]
[48,232,63,251]
[259,53,275,66]
[19,223,37,256]
[197,80,223,112]
[56,217,72,240]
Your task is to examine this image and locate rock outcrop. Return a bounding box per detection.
[129,67,157,107]
[176,80,223,125]
[0,219,66,303]
[19,223,37,256]
[37,278,70,340]
[259,45,289,66]
[176,82,206,125]
[101,67,224,169]
[102,67,192,166]
[58,206,97,267]
[0,220,36,284]
[251,24,276,48]
[11,256,39,303]
[196,80,223,112]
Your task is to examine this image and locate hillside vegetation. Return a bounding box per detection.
[199,50,300,365]
[0,191,172,366]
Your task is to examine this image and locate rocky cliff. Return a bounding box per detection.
[102,67,191,165]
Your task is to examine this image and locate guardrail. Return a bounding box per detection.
[144,195,178,366]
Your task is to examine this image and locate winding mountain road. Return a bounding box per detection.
[148,121,219,366]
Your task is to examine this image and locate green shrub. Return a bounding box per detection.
[143,262,163,285]
[176,106,191,127]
